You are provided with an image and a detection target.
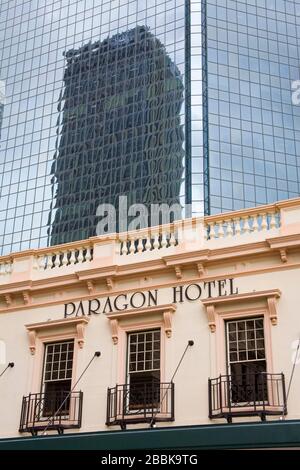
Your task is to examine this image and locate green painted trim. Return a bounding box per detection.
[0,420,300,450]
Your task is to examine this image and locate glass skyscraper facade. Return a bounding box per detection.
[0,0,299,255]
[204,0,300,214]
[0,81,5,140]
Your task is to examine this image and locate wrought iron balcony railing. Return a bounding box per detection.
[19,391,83,435]
[106,382,175,429]
[208,373,287,423]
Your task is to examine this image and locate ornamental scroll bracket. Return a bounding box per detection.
[109,319,119,345]
[202,289,281,333]
[25,317,90,355]
[267,296,279,326]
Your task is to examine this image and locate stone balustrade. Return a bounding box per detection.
[204,205,280,240]
[0,197,298,278]
[34,244,93,271]
[119,225,177,256]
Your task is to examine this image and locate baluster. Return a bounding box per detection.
[121,240,128,256]
[69,249,76,265]
[5,263,11,275]
[137,237,143,253]
[234,217,241,236]
[0,264,4,276]
[226,220,233,237]
[85,246,92,262]
[145,234,152,251]
[252,215,259,232]
[243,216,251,234]
[218,222,224,238]
[269,212,277,229]
[169,231,176,247]
[41,255,49,270]
[261,213,268,231]
[77,247,84,263]
[33,257,39,270]
[129,238,136,254]
[153,233,159,250]
[45,254,51,269]
[61,251,68,266]
[204,223,209,241]
[208,223,215,239]
[54,252,60,268]
[161,231,168,248]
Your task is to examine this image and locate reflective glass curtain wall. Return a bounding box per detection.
[205,0,300,214]
[0,81,5,140]
[189,0,206,218]
[1,1,300,256]
[0,0,188,255]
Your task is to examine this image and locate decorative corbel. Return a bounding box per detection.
[267,296,278,326]
[110,319,119,345]
[25,317,89,355]
[205,305,216,333]
[22,291,31,305]
[163,310,173,338]
[86,281,94,295]
[197,263,205,277]
[28,330,36,355]
[174,265,182,279]
[279,249,287,263]
[202,289,280,332]
[106,277,114,291]
[76,323,86,348]
[4,294,12,307]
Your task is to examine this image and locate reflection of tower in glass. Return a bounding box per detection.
[48,26,185,246]
[0,81,5,140]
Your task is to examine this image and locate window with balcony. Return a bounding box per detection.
[42,340,74,417]
[127,330,161,410]
[106,327,174,428]
[20,318,87,435]
[226,317,267,404]
[209,315,287,422]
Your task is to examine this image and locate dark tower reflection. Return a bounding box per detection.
[48,26,185,246]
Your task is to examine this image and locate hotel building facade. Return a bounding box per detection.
[0,198,300,449]
[0,0,300,450]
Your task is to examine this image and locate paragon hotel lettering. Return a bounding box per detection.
[64,278,238,317]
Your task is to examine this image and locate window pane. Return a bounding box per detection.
[128,329,160,374]
[226,317,265,364]
[44,340,74,383]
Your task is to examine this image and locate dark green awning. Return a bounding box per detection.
[0,420,300,450]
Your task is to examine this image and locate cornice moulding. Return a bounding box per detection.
[0,281,32,294]
[1,236,299,298]
[0,262,298,315]
[106,303,177,321]
[266,233,300,249]
[76,265,118,280]
[202,289,281,307]
[202,289,281,332]
[106,304,176,344]
[26,316,90,331]
[25,317,90,354]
